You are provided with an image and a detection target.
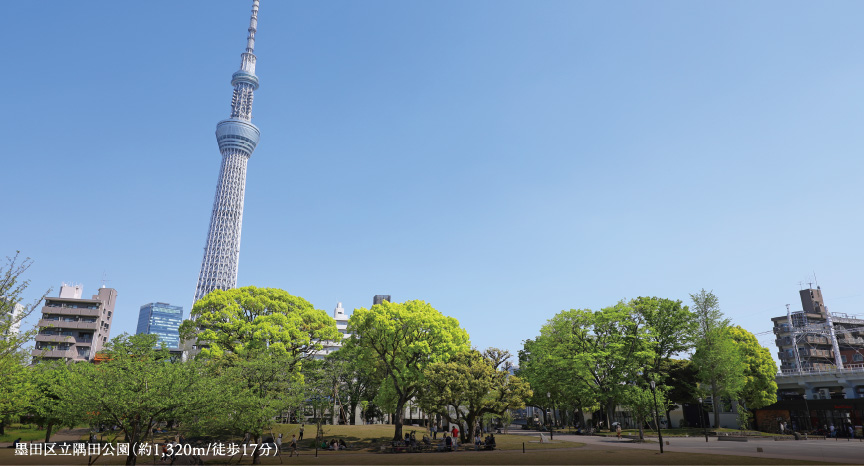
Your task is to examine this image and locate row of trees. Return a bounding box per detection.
[517,291,778,434]
[1,256,531,465]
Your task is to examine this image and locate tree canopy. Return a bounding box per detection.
[345,299,470,440]
[180,286,340,361]
[418,348,531,441]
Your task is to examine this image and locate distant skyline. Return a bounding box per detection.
[3,1,864,362]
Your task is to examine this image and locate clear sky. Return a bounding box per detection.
[3,1,864,360]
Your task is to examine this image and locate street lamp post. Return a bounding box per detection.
[547,392,553,440]
[698,397,708,442]
[649,380,663,454]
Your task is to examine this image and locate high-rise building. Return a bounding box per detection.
[32,284,117,362]
[373,295,391,306]
[1,297,24,336]
[194,0,262,304]
[314,302,350,360]
[772,287,864,374]
[136,303,184,349]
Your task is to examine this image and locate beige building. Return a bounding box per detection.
[32,283,117,362]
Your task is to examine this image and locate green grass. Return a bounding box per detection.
[0,424,46,443]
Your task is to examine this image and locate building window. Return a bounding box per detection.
[841,355,847,363]
[854,354,863,362]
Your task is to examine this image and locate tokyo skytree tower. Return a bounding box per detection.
[194,0,262,303]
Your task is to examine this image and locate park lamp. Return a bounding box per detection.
[547,392,553,440]
[649,380,663,453]
[697,397,708,442]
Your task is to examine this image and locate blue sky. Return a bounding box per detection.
[3,1,864,360]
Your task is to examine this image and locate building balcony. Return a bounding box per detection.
[799,348,832,358]
[34,334,75,343]
[40,307,101,317]
[38,319,99,330]
[31,348,77,359]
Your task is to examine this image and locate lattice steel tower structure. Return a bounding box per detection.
[194,0,262,303]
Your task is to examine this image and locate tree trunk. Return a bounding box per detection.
[252,434,262,465]
[44,421,54,443]
[552,402,559,428]
[349,401,358,425]
[125,430,138,465]
[605,403,614,430]
[711,380,720,429]
[392,399,405,441]
[0,418,5,436]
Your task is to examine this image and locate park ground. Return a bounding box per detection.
[0,424,856,465]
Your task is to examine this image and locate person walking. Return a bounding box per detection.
[275,433,282,456]
[451,425,459,440]
[432,424,437,440]
[299,424,305,441]
[289,434,298,457]
[616,424,622,440]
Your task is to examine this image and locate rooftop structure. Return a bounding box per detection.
[194,0,262,304]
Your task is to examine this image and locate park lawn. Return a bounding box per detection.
[0,446,836,465]
[0,424,48,443]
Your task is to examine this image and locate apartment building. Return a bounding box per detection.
[32,283,117,362]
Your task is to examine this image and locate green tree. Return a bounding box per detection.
[189,352,302,463]
[326,347,379,425]
[728,325,778,425]
[30,361,77,443]
[518,336,596,428]
[345,299,470,441]
[541,303,653,428]
[180,286,340,361]
[0,252,49,436]
[622,383,667,440]
[689,289,745,428]
[631,296,697,376]
[181,287,340,464]
[418,348,532,442]
[61,334,205,466]
[661,359,699,425]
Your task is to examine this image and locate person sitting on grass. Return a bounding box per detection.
[445,434,452,451]
[486,434,496,449]
[474,434,482,450]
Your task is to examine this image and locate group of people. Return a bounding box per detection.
[824,424,856,438]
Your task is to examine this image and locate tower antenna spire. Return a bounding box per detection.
[194,0,263,305]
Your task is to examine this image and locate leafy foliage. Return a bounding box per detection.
[728,325,778,411]
[689,289,745,427]
[345,299,470,440]
[417,348,531,442]
[180,286,340,361]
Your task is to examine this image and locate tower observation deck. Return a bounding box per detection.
[194,0,262,304]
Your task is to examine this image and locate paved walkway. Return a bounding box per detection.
[508,431,864,464]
